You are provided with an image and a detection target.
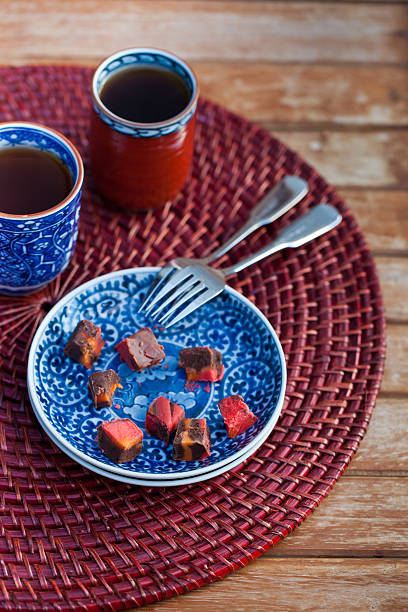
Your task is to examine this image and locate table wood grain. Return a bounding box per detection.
[2,1,407,610]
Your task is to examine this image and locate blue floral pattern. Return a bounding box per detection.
[0,124,82,293]
[29,269,285,476]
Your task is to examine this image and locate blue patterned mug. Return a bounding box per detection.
[0,122,84,295]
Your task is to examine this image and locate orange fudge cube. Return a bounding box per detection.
[178,346,224,382]
[64,320,105,369]
[218,395,258,438]
[88,369,122,409]
[173,418,211,461]
[116,328,165,371]
[97,419,143,463]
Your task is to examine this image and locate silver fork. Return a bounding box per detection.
[139,175,308,313]
[143,204,342,328]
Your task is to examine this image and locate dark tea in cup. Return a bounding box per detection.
[99,65,191,124]
[0,146,73,215]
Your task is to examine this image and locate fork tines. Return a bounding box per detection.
[139,264,221,328]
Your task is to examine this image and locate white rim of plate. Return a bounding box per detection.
[27,268,287,479]
[39,407,277,487]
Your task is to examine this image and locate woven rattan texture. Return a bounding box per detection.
[0,67,385,611]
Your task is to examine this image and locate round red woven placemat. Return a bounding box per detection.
[0,66,385,611]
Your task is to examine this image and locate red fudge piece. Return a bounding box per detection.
[173,418,211,461]
[218,395,258,438]
[88,369,122,409]
[97,418,143,463]
[145,396,185,444]
[116,328,165,371]
[178,346,224,382]
[64,319,105,369]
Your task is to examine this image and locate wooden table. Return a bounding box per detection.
[2,2,407,610]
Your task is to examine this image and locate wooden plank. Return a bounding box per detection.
[376,257,408,322]
[316,0,408,3]
[340,190,408,253]
[270,130,408,188]
[349,398,408,473]
[381,324,408,394]
[195,63,408,126]
[140,558,408,611]
[265,478,408,557]
[1,2,407,65]
[5,62,408,129]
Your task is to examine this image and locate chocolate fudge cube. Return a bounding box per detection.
[173,418,211,461]
[116,328,165,371]
[97,419,143,463]
[88,369,122,409]
[218,395,258,438]
[178,346,224,382]
[145,396,185,444]
[64,319,105,369]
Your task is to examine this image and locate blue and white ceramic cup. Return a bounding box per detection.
[0,122,84,295]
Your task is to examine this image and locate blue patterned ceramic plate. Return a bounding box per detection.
[37,406,278,486]
[28,268,286,480]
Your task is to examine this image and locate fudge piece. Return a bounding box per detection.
[145,396,185,444]
[64,320,105,369]
[178,346,224,382]
[88,369,122,409]
[218,395,258,438]
[173,418,211,461]
[115,328,165,371]
[97,418,143,463]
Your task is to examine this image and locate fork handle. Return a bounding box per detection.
[222,204,342,276]
[202,176,308,264]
